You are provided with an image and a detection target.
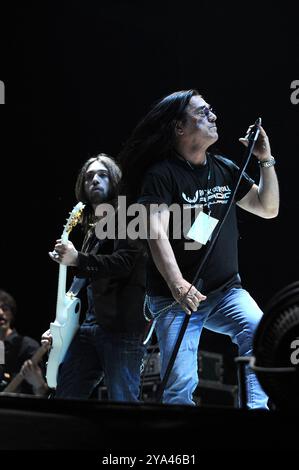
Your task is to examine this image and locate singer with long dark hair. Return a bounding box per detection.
[119,90,279,407]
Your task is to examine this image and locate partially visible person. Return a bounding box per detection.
[0,289,46,395]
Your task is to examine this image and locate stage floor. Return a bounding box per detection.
[0,394,298,462]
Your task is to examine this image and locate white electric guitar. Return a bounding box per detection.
[46,202,85,388]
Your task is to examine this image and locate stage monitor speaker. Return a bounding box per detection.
[253,281,299,409]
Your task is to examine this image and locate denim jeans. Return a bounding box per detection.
[147,287,268,409]
[55,323,145,402]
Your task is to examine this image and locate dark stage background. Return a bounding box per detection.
[1,1,298,385]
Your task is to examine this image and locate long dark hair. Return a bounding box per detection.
[75,153,122,233]
[118,89,199,202]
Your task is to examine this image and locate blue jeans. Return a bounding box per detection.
[147,287,268,409]
[55,324,145,402]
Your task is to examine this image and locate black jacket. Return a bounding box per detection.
[75,234,147,333]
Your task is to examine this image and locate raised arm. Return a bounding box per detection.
[237,124,279,218]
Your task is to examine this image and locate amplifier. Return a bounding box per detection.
[96,377,238,407]
[143,347,224,385]
[198,350,223,385]
[193,382,239,408]
[143,346,161,378]
[97,347,234,406]
[137,378,238,407]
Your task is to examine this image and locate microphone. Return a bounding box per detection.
[247,117,262,142]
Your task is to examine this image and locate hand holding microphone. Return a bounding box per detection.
[239,117,273,162]
[240,117,262,143]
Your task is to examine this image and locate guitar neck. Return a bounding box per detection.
[56,232,69,318]
[56,264,67,314]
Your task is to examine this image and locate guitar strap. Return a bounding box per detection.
[68,277,87,296]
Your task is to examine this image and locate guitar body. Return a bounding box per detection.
[46,295,81,388]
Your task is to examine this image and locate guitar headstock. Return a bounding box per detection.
[63,202,85,236]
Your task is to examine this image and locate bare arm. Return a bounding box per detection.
[237,167,279,218]
[145,206,206,314]
[237,124,279,218]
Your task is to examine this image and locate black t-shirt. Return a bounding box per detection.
[138,153,255,296]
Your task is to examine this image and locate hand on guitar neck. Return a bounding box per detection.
[20,356,49,396]
[1,342,50,395]
[49,239,79,267]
